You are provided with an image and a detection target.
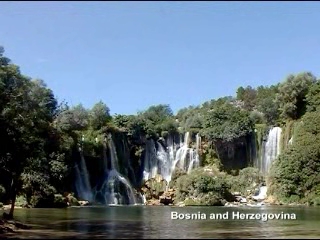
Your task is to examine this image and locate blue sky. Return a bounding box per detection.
[0,2,319,115]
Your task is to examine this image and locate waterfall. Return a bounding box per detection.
[261,127,282,175]
[143,140,159,181]
[74,144,93,202]
[143,132,201,185]
[171,132,201,177]
[94,134,137,205]
[252,186,268,201]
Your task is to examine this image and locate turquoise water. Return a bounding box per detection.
[1,205,320,239]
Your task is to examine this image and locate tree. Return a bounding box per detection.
[306,80,320,112]
[255,85,280,125]
[138,104,176,137]
[89,101,111,130]
[0,47,58,218]
[0,48,60,216]
[276,72,317,120]
[236,86,257,111]
[113,114,132,130]
[55,104,89,133]
[140,104,173,123]
[236,86,245,101]
[202,102,253,141]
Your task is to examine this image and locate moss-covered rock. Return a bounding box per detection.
[142,175,168,201]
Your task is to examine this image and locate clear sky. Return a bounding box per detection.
[0,2,319,115]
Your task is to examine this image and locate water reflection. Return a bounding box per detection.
[2,205,320,239]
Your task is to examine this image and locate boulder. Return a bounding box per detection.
[78,200,90,206]
[159,196,173,205]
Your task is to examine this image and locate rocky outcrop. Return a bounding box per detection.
[159,188,175,205]
[141,175,176,206]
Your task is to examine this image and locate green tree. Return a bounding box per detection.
[306,80,320,112]
[138,104,176,137]
[276,72,317,120]
[202,102,253,141]
[0,47,58,218]
[55,104,89,133]
[89,101,111,130]
[236,85,257,111]
[255,85,280,124]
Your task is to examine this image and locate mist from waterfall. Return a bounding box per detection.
[143,132,201,184]
[259,127,282,175]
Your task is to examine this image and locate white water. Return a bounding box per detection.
[261,127,282,175]
[143,132,201,184]
[94,134,137,205]
[74,144,93,202]
[252,186,268,201]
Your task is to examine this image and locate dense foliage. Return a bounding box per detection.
[174,167,234,206]
[269,110,320,205]
[201,102,253,141]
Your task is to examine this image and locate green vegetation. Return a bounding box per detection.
[227,167,262,195]
[173,166,262,205]
[268,110,320,205]
[1,45,320,218]
[174,167,233,206]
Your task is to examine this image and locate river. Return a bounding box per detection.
[1,205,320,239]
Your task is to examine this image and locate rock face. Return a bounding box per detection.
[141,175,175,206]
[159,189,175,205]
[214,136,253,171]
[64,193,80,207]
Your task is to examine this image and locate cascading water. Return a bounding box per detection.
[261,127,282,175]
[171,132,201,177]
[93,134,137,205]
[143,132,201,185]
[74,140,93,202]
[252,186,268,201]
[143,140,159,181]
